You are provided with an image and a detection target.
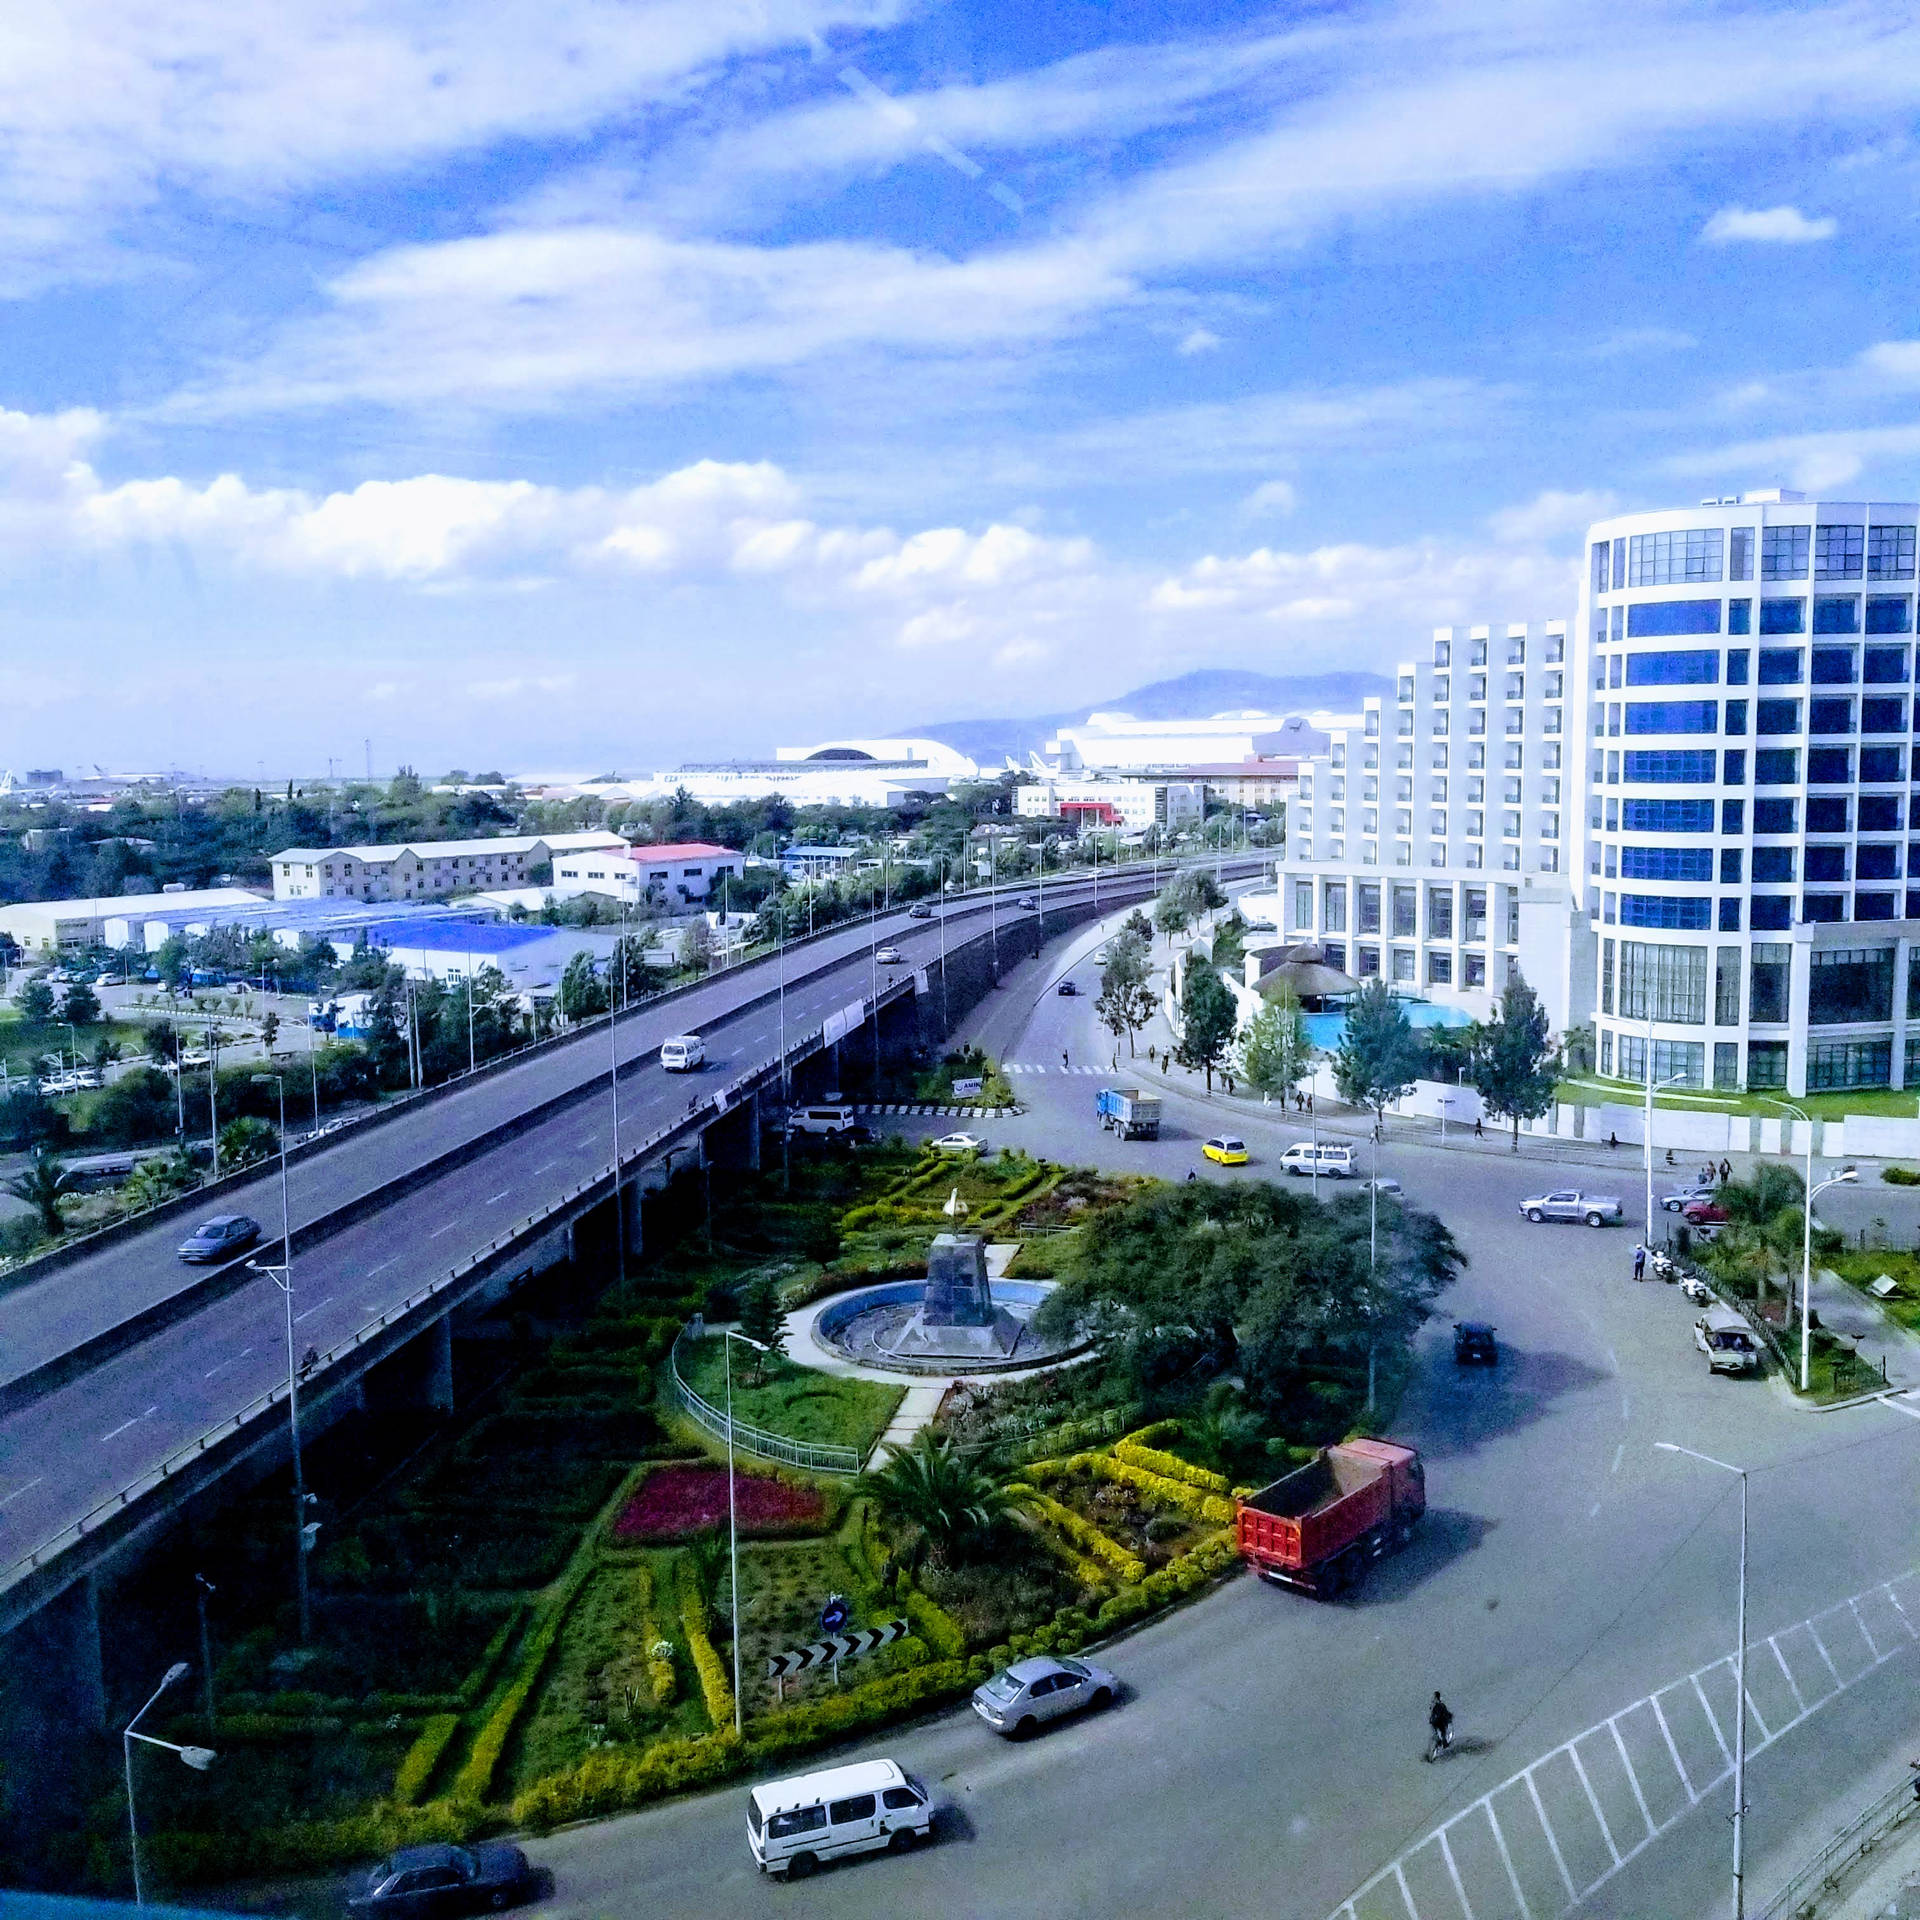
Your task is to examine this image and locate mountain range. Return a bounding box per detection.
[904,668,1392,767]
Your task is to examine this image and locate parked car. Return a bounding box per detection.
[177,1214,262,1263]
[1056,979,1078,995]
[1202,1136,1249,1166]
[1453,1321,1498,1365]
[971,1655,1118,1738]
[930,1131,988,1154]
[1519,1189,1622,1226]
[1660,1183,1716,1213]
[1682,1199,1730,1226]
[907,902,934,919]
[1694,1305,1761,1375]
[874,946,902,965]
[747,1758,932,1878]
[349,1841,535,1917]
[1360,1175,1404,1196]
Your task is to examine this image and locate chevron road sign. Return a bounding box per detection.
[766,1618,908,1681]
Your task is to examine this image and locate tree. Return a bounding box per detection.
[1468,970,1560,1152]
[1152,889,1191,944]
[145,1019,180,1068]
[681,916,714,974]
[735,1279,786,1379]
[260,1010,280,1052]
[217,1115,278,1169]
[611,928,656,1004]
[866,1429,1020,1570]
[558,950,608,1022]
[15,977,54,1025]
[1239,984,1311,1101]
[1175,958,1238,1090]
[1121,908,1153,945]
[1333,978,1422,1127]
[89,1035,123,1075]
[1095,932,1157,1059]
[6,1148,73,1236]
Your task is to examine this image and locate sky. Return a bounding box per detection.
[7,0,1920,779]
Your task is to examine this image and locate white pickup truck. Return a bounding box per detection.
[1519,1189,1623,1227]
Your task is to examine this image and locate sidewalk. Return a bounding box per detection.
[1809,1267,1920,1391]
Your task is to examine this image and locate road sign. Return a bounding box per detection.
[820,1593,849,1634]
[766,1619,907,1681]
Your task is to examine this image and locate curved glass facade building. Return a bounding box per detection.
[1580,489,1920,1096]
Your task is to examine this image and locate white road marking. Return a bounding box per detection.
[429,1222,459,1238]
[293,1296,334,1323]
[367,1257,400,1276]
[1611,1443,1625,1474]
[0,1476,44,1506]
[1589,1500,1603,1517]
[1883,1393,1920,1422]
[486,1190,510,1204]
[532,1161,559,1176]
[204,1345,253,1379]
[101,1416,140,1442]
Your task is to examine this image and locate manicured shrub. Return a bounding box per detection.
[456,1607,524,1707]
[677,1556,734,1730]
[393,1714,462,1807]
[1886,1165,1920,1186]
[1114,1436,1231,1495]
[512,1730,744,1834]
[902,1587,967,1659]
[1010,1484,1146,1583]
[614,1464,824,1542]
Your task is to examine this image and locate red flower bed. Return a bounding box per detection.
[613,1465,824,1541]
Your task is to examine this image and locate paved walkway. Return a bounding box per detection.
[1810,1267,1920,1390]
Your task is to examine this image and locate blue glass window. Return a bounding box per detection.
[1620,894,1713,930]
[1763,526,1810,580]
[1756,699,1801,735]
[1722,798,1745,833]
[1869,525,1917,581]
[1612,539,1627,591]
[1856,893,1899,922]
[1812,645,1858,682]
[1728,599,1752,635]
[1622,750,1716,782]
[1590,542,1610,596]
[1725,699,1748,735]
[1808,747,1853,784]
[1816,524,1865,580]
[1754,749,1800,784]
[1814,596,1862,635]
[1621,846,1713,881]
[1859,793,1902,830]
[1621,798,1714,832]
[1625,648,1719,683]
[1805,845,1849,882]
[1862,744,1907,782]
[1726,648,1750,684]
[1867,596,1913,634]
[1810,698,1855,735]
[1758,647,1803,683]
[1857,843,1902,879]
[1629,530,1725,585]
[1724,749,1747,784]
[1761,599,1807,635]
[1865,642,1910,680]
[1750,895,1793,931]
[1803,896,1847,924]
[1627,602,1722,639]
[1626,701,1718,734]
[1752,845,1796,882]
[1611,605,1624,643]
[1730,528,1754,581]
[1720,848,1743,884]
[1719,897,1742,931]
[1864,697,1906,734]
[1753,797,1796,832]
[1807,796,1849,832]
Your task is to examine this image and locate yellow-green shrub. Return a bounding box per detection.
[392,1713,461,1807]
[677,1555,734,1730]
[1114,1437,1230,1495]
[903,1586,967,1660]
[1011,1483,1146,1583]
[513,1730,743,1834]
[1090,1451,1235,1526]
[146,1800,473,1886]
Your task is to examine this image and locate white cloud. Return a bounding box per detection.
[1239,480,1297,519]
[1858,341,1920,386]
[1701,204,1837,245]
[1177,327,1222,355]
[1661,420,1920,493]
[1486,488,1615,545]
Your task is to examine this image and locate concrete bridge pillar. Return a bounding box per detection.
[28,1573,106,1731]
[364,1313,455,1415]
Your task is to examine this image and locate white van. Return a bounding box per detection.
[747,1757,933,1878]
[659,1034,706,1072]
[1279,1141,1356,1179]
[786,1104,859,1137]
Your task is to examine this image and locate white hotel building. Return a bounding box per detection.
[1278,622,1591,1031]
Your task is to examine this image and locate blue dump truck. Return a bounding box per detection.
[1096,1085,1162,1140]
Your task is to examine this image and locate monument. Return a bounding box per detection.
[895,1233,1025,1356]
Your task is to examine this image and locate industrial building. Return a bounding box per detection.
[0,887,267,955]
[1013,776,1205,832]
[268,832,625,902]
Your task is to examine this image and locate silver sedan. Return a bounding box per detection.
[971,1655,1119,1738]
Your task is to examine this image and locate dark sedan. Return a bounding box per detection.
[1057,979,1078,995]
[349,1842,536,1918]
[176,1214,262,1263]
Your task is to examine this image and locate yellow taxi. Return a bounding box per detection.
[1202,1135,1249,1166]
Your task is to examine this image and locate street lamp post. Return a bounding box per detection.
[1759,1096,1857,1390]
[1655,1442,1748,1920]
[249,1072,311,1642]
[124,1662,217,1905]
[722,1326,769,1739]
[609,914,625,1290]
[1643,1064,1690,1242]
[193,1573,217,1731]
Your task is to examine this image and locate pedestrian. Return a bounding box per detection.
[1425,1692,1454,1762]
[1148,1043,1157,1063]
[1608,1129,1618,1149]
[1632,1244,1647,1282]
[1161,1056,1169,1076]
[1664,1146,1675,1167]
[1473,1117,1484,1139]
[1720,1157,1732,1184]
[1062,1048,1069,1069]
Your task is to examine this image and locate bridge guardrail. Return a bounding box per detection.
[666,1327,861,1476]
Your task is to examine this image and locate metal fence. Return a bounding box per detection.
[667,1328,862,1476]
[1758,1769,1920,1918]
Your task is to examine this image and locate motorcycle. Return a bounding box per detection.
[1680,1273,1714,1305]
[1649,1250,1684,1285]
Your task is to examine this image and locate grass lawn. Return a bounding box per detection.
[1559,1077,1920,1121]
[0,1011,152,1080]
[677,1337,904,1458]
[1826,1249,1920,1335]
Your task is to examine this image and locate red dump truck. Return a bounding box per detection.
[1236,1439,1425,1597]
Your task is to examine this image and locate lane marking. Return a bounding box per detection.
[1611,1443,1625,1475]
[1589,1500,1603,1517]
[1882,1392,1920,1421]
[429,1222,459,1238]
[101,1416,140,1442]
[486,1190,510,1204]
[294,1296,335,1323]
[0,1476,44,1507]
[204,1345,253,1379]
[532,1161,559,1176]
[367,1257,400,1276]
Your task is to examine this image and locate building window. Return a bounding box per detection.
[1356,945,1380,977]
[1756,699,1801,735]
[1619,894,1713,930]
[1619,940,1708,1023]
[1601,938,1615,1016]
[1622,749,1717,783]
[1808,947,1895,1025]
[1625,648,1720,684]
[1857,892,1900,920]
[1427,886,1454,938]
[1758,647,1804,684]
[1748,1039,1788,1088]
[1816,523,1866,580]
[1391,948,1416,983]
[1753,845,1797,883]
[1391,885,1417,937]
[1728,599,1753,635]
[1862,745,1906,781]
[1863,697,1906,734]
[1627,600,1724,640]
[1814,597,1863,636]
[1427,950,1453,986]
[1760,599,1808,635]
[1618,1035,1706,1088]
[1808,747,1854,783]
[1321,881,1347,932]
[1869,525,1918,581]
[1714,947,1742,1026]
[1730,527,1755,581]
[1601,1030,1615,1075]
[1763,526,1811,580]
[1357,882,1381,934]
[1625,701,1719,735]
[1620,845,1714,882]
[1720,849,1744,885]
[1867,596,1915,636]
[1629,529,1725,585]
[1713,1041,1739,1090]
[1591,542,1610,595]
[1464,952,1486,987]
[1808,1039,1893,1091]
[1721,798,1746,833]
[1861,793,1904,830]
[1810,697,1855,735]
[1866,642,1912,681]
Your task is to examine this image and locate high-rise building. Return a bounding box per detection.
[1580,490,1920,1097]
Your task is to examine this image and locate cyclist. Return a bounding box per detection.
[1426,1691,1454,1762]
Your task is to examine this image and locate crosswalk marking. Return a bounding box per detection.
[1326,1562,1920,1920]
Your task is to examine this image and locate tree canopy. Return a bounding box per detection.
[1095,929,1157,1058]
[1468,969,1559,1150]
[1175,958,1238,1089]
[1239,983,1311,1100]
[1332,979,1422,1121]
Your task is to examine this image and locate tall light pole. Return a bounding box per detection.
[1643,1060,1689,1242]
[722,1326,769,1739]
[125,1662,217,1905]
[249,1072,311,1642]
[193,1572,217,1731]
[1655,1442,1748,1920]
[1802,1168,1858,1389]
[1366,1125,1381,1411]
[609,912,626,1289]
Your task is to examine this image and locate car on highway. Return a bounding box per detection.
[1660,1182,1716,1213]
[907,902,934,918]
[1017,896,1039,911]
[1519,1189,1623,1227]
[1056,979,1078,995]
[1203,1135,1249,1165]
[1279,1141,1355,1178]
[659,1034,706,1072]
[971,1654,1118,1738]
[1453,1321,1498,1365]
[348,1841,536,1917]
[747,1758,933,1879]
[177,1214,263,1262]
[931,1131,988,1154]
[874,946,902,965]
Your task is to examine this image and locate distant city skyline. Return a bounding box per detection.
[6,2,1920,770]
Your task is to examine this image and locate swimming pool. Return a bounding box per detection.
[1303,1001,1475,1052]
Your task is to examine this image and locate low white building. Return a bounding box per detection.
[0,887,267,954]
[1014,776,1205,832]
[1045,710,1345,773]
[528,737,981,811]
[550,840,746,905]
[269,832,624,902]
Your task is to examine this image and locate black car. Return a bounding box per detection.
[349,1842,535,1918]
[1057,979,1078,995]
[1453,1321,1497,1365]
[176,1214,262,1263]
[907,903,935,918]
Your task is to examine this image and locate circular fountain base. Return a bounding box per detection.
[817,1280,1085,1376]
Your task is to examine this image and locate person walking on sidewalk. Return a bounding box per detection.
[1062,1048,1069,1069]
[1425,1692,1454,1762]
[1474,1116,1484,1139]
[1720,1156,1732,1183]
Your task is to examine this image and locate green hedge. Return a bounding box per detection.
[902,1586,968,1661]
[677,1556,734,1731]
[393,1714,462,1807]
[457,1607,525,1707]
[146,1802,473,1887]
[1114,1436,1231,1495]
[1010,1484,1146,1583]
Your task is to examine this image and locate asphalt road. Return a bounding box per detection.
[515,909,1920,1920]
[0,869,1246,1577]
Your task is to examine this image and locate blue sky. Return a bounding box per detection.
[6,0,1920,777]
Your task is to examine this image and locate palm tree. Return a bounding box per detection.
[867,1430,1020,1569]
[6,1149,74,1237]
